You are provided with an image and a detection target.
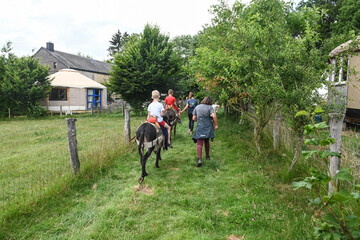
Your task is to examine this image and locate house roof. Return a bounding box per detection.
[49,69,106,89]
[38,47,111,75]
[329,37,360,57]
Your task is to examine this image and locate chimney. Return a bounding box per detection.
[46,42,54,52]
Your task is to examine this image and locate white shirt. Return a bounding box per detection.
[148,101,164,122]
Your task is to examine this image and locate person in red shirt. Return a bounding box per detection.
[164,89,180,114]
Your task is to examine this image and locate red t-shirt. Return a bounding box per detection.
[165,95,179,111]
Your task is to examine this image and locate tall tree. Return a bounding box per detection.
[297,0,343,41]
[332,0,360,35]
[189,0,326,154]
[107,30,132,58]
[108,24,180,112]
[171,35,199,95]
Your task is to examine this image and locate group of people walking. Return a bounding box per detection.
[146,89,219,167]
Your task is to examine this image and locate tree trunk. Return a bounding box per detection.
[273,109,282,150]
[254,124,261,154]
[289,136,304,171]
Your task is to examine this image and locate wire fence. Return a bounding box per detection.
[264,118,360,183]
[0,114,137,219]
[341,128,360,181]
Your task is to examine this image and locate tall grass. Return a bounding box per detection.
[1,112,319,239]
[0,112,143,223]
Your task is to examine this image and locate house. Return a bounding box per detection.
[34,42,111,84]
[42,69,107,112]
[329,38,360,125]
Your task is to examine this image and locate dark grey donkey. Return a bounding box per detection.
[163,109,182,141]
[135,123,164,183]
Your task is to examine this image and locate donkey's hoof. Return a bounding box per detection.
[138,177,144,184]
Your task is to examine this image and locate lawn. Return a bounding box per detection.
[0,112,316,239]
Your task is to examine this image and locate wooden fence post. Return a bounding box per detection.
[122,101,125,116]
[124,109,131,143]
[328,83,347,193]
[66,118,80,174]
[273,104,282,150]
[8,108,10,119]
[60,105,63,117]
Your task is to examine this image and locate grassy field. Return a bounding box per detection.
[0,112,317,239]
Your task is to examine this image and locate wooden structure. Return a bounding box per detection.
[329,38,360,125]
[41,69,107,112]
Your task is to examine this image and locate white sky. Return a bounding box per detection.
[1,0,299,61]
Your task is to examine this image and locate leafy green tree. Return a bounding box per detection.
[171,35,199,95]
[189,0,327,154]
[297,0,343,41]
[332,0,360,35]
[108,24,180,112]
[0,42,51,117]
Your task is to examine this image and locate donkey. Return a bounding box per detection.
[135,123,164,183]
[163,108,182,141]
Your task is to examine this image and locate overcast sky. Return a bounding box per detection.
[1,0,299,61]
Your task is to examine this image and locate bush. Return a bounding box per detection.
[27,103,47,118]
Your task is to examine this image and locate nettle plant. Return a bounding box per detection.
[293,108,360,240]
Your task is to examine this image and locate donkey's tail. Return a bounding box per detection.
[137,128,145,159]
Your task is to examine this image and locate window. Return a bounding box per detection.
[49,88,67,101]
[87,89,102,109]
[330,56,349,84]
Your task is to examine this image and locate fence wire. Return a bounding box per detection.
[264,118,360,183]
[0,114,136,218]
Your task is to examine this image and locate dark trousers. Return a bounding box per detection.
[160,125,168,150]
[188,112,195,131]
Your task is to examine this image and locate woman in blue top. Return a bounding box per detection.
[192,96,219,167]
[180,92,199,135]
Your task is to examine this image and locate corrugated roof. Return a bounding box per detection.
[49,69,106,89]
[44,48,111,74]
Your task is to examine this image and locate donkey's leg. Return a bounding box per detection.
[155,147,161,168]
[141,147,154,177]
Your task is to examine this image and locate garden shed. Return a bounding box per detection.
[329,38,360,125]
[43,69,107,112]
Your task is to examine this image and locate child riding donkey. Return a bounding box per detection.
[164,89,180,118]
[147,90,173,149]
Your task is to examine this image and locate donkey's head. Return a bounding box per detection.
[164,109,182,126]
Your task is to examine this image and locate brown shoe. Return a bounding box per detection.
[168,144,173,148]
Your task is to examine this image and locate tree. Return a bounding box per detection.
[332,0,360,35]
[0,42,51,117]
[297,0,343,41]
[108,24,180,112]
[171,35,199,95]
[189,0,327,155]
[107,30,134,58]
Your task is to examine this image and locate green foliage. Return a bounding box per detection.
[0,42,51,116]
[332,0,360,35]
[27,103,47,118]
[107,30,139,61]
[188,0,326,153]
[108,24,181,112]
[171,34,199,95]
[293,111,360,239]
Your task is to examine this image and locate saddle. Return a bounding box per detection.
[136,122,164,149]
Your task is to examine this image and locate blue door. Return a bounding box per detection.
[87,89,102,109]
